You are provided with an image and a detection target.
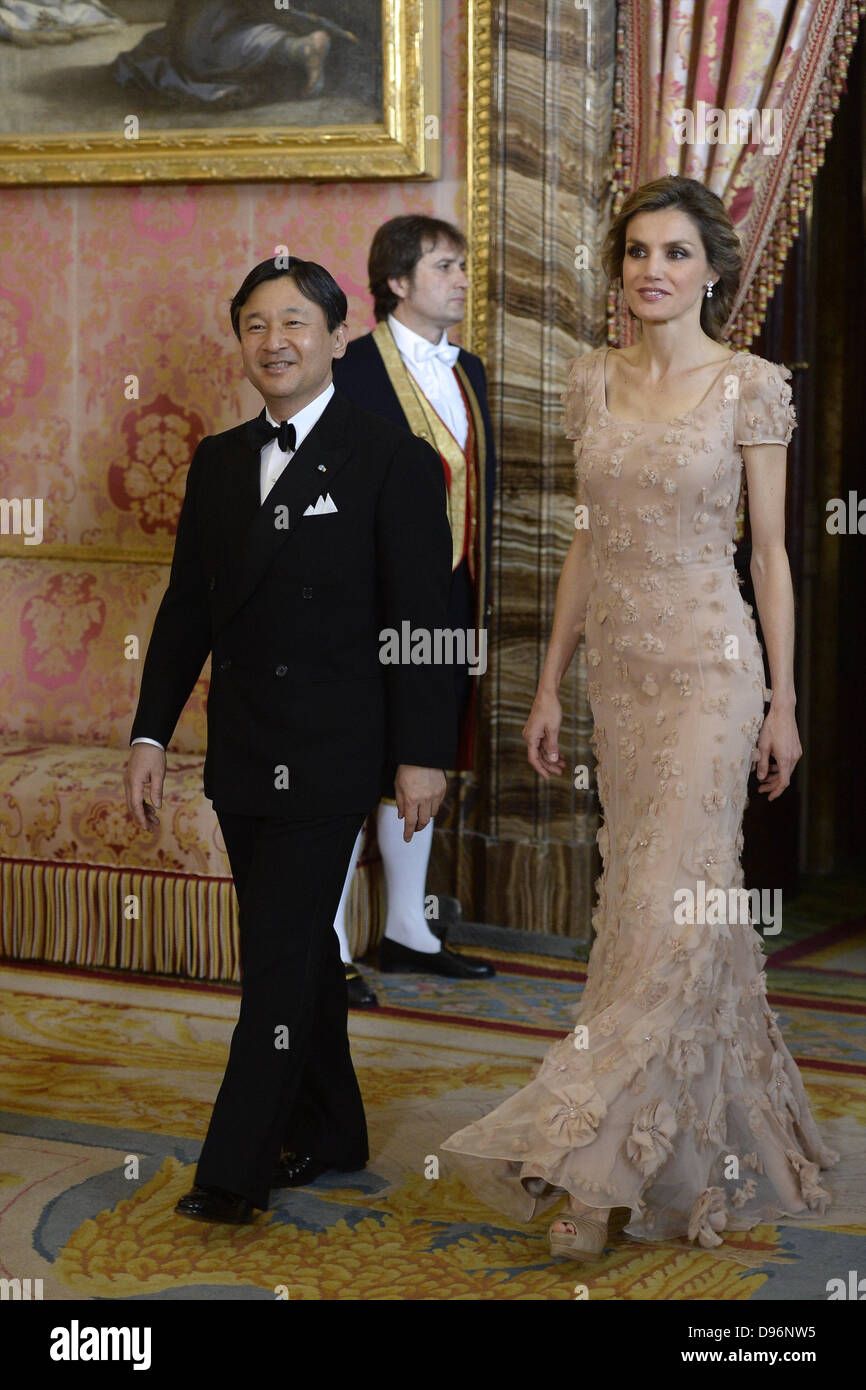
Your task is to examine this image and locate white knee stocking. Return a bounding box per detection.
[332,826,365,965]
[377,801,442,953]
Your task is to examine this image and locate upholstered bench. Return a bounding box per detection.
[0,556,382,979]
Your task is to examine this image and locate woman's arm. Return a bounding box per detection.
[743,441,802,800]
[523,523,594,780]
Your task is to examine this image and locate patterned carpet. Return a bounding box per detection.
[768,916,866,978]
[1,934,865,1301]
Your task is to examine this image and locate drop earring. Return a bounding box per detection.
[705,281,714,298]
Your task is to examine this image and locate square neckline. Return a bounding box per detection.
[600,346,739,425]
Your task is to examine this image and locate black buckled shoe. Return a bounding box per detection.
[272,1152,366,1188]
[175,1184,256,1224]
[378,936,495,979]
[344,963,379,1008]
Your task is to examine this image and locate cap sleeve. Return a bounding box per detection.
[562,352,593,441]
[734,356,797,447]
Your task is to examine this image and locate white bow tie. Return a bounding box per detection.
[410,338,460,368]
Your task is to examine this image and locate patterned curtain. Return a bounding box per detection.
[609,0,864,346]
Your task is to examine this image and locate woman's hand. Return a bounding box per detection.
[755,700,802,801]
[523,687,567,781]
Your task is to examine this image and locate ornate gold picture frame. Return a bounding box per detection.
[0,0,442,185]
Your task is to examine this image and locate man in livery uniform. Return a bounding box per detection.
[332,215,496,1004]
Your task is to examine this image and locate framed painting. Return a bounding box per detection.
[0,0,441,183]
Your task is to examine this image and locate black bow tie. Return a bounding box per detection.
[250,415,297,453]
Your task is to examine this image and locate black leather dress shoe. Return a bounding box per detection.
[378,936,495,979]
[271,1152,365,1188]
[344,962,379,1008]
[175,1184,256,1224]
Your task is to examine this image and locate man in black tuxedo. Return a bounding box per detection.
[124,256,456,1223]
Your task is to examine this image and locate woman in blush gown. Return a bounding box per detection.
[441,175,839,1260]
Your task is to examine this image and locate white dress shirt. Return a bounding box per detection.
[133,381,335,751]
[259,380,334,502]
[387,313,468,448]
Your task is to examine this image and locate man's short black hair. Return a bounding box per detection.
[230,256,348,338]
[368,216,467,321]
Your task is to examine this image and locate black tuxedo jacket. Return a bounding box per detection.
[332,332,496,621]
[130,387,457,817]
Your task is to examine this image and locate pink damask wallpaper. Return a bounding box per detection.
[0,0,468,562]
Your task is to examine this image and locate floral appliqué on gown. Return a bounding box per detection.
[441,349,839,1247]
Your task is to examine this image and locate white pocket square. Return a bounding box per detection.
[303,493,338,516]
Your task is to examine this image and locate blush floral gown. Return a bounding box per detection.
[441,348,839,1248]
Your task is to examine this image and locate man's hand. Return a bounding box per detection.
[124,744,166,831]
[394,764,446,842]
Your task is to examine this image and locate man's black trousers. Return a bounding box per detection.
[194,809,369,1210]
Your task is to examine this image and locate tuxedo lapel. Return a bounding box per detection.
[211,390,353,635]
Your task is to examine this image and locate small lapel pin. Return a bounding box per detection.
[318,464,327,472]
